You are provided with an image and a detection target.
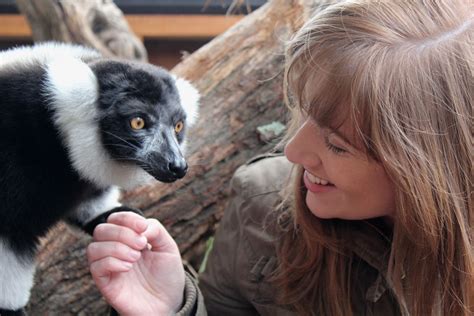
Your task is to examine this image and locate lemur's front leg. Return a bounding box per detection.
[66,186,143,236]
[0,239,34,316]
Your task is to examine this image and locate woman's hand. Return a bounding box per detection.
[87,212,185,316]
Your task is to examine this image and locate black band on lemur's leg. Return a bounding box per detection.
[0,308,27,316]
[109,306,119,316]
[83,206,144,235]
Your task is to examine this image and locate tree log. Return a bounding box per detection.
[15,0,147,61]
[26,0,336,314]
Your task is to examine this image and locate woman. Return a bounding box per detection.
[86,0,473,315]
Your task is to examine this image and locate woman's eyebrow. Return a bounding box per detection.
[328,128,360,152]
[312,119,356,148]
[330,129,352,145]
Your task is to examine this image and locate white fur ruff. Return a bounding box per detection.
[72,187,122,225]
[173,76,200,154]
[174,76,200,127]
[0,42,100,71]
[44,49,154,190]
[0,239,35,310]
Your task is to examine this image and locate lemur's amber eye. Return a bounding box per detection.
[175,121,184,134]
[130,117,145,130]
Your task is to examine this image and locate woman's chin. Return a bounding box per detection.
[305,193,334,219]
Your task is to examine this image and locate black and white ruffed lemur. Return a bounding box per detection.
[0,43,199,315]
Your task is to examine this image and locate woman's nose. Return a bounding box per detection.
[284,120,322,167]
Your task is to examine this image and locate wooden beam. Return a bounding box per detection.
[0,14,244,39]
[0,15,31,37]
[126,14,243,39]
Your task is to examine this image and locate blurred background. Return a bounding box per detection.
[0,0,266,69]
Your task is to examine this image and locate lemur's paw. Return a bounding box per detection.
[0,307,27,316]
[83,206,144,235]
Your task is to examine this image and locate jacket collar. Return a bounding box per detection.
[348,220,409,315]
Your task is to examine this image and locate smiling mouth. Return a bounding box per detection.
[303,171,336,194]
[305,171,334,186]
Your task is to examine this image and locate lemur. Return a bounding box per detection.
[0,42,199,315]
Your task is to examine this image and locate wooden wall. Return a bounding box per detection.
[0,13,242,69]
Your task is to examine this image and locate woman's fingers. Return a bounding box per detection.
[93,223,148,251]
[92,211,178,257]
[89,256,133,287]
[87,241,142,264]
[143,218,179,254]
[107,211,148,234]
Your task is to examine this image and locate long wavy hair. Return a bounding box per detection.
[273,1,473,315]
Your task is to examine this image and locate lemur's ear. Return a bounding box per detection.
[173,76,200,127]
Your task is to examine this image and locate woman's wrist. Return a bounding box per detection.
[118,304,179,316]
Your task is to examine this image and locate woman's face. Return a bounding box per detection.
[284,118,395,220]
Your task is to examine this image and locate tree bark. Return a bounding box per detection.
[26,0,335,314]
[15,0,147,61]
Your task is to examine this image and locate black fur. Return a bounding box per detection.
[82,206,143,235]
[0,63,98,255]
[0,307,26,316]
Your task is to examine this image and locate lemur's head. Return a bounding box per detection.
[91,61,198,183]
[45,54,199,189]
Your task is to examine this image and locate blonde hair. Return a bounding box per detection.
[274,0,473,315]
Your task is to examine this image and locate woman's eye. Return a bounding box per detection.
[324,136,347,155]
[130,117,145,130]
[175,121,184,134]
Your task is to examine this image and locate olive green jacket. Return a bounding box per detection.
[177,155,406,316]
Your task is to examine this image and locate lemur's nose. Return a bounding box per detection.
[168,159,188,179]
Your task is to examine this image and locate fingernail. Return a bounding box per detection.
[123,262,133,269]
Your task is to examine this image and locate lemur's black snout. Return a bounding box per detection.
[142,152,188,183]
[168,159,188,179]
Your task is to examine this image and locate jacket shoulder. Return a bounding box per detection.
[198,155,294,314]
[226,154,293,259]
[230,154,293,199]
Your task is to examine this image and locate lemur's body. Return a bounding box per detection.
[0,43,199,315]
